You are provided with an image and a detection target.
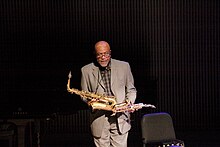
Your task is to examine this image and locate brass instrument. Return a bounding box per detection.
[114,101,156,113]
[67,71,156,113]
[67,71,116,111]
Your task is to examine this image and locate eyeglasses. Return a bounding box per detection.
[96,52,111,58]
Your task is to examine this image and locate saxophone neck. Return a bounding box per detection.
[67,71,74,93]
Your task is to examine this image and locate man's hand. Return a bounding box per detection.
[126,100,136,113]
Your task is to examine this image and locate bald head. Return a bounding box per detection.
[95,41,110,51]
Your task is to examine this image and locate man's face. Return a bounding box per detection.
[95,42,111,67]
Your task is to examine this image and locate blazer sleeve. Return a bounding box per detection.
[80,67,89,103]
[125,63,137,104]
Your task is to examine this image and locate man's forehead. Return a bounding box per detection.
[95,41,110,49]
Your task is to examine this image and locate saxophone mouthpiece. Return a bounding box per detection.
[68,71,72,79]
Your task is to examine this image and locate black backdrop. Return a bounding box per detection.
[0,0,220,130]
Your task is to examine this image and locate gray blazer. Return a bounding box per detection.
[81,58,137,137]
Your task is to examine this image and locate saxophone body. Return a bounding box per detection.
[67,72,116,111]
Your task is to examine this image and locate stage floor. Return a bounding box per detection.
[39,129,220,147]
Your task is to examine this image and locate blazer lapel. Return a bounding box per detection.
[92,65,105,90]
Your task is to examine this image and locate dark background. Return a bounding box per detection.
[0,0,220,133]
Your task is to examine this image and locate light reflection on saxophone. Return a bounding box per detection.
[67,71,156,113]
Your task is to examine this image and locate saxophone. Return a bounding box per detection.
[67,71,156,112]
[67,71,117,111]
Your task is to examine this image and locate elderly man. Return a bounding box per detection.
[80,41,137,147]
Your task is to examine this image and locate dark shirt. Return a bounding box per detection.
[100,63,113,96]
